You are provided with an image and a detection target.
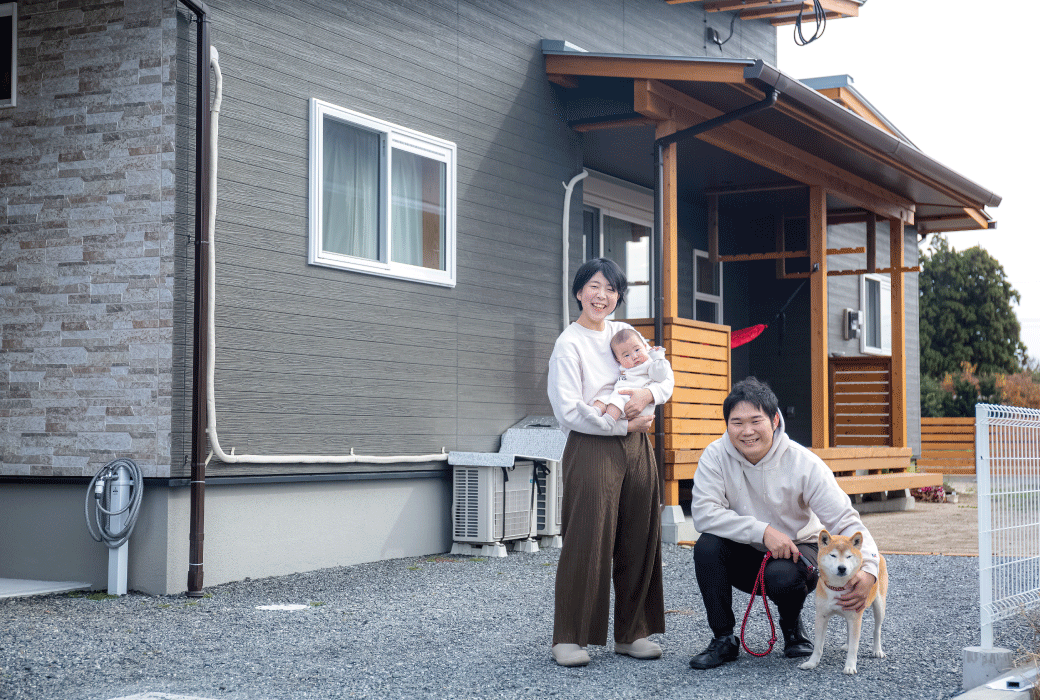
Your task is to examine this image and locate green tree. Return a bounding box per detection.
[919,236,1026,378]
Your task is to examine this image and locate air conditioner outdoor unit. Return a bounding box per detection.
[451,460,535,546]
[535,459,563,540]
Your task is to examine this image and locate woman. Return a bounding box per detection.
[546,257,674,667]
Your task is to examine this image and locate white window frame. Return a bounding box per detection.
[1,2,16,108]
[693,249,723,324]
[308,98,456,287]
[583,171,655,319]
[860,273,891,355]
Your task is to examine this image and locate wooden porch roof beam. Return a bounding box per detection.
[704,182,805,196]
[781,265,921,279]
[770,11,847,26]
[717,246,864,263]
[816,87,896,137]
[669,0,860,14]
[635,79,915,223]
[570,115,658,132]
[667,0,861,21]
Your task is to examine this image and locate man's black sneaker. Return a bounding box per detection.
[689,634,740,669]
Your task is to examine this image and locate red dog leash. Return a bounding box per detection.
[739,552,818,657]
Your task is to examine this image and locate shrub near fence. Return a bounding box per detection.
[920,417,976,475]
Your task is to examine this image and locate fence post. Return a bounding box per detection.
[962,403,1013,691]
[976,403,993,648]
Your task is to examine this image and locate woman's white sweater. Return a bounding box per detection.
[547,320,674,437]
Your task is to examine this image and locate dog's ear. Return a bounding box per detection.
[851,531,863,549]
[819,529,831,546]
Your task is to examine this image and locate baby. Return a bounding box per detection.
[588,328,673,429]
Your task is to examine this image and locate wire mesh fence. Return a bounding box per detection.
[976,403,1040,648]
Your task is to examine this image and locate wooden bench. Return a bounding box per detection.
[812,446,944,501]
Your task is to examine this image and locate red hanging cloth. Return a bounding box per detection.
[730,324,767,348]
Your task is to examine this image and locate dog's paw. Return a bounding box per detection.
[843,664,858,675]
[799,659,819,670]
[872,649,886,659]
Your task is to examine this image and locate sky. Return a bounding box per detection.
[775,0,1040,364]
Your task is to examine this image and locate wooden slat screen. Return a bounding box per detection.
[631,317,729,505]
[919,416,975,475]
[829,356,892,447]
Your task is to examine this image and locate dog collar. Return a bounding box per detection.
[825,583,847,592]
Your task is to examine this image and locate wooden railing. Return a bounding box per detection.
[629,317,945,503]
[630,317,729,506]
[919,416,976,475]
[830,356,892,446]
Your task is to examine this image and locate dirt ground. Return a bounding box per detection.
[859,480,979,556]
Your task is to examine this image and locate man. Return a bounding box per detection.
[687,377,881,669]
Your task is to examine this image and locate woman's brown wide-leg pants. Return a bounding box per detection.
[552,430,665,647]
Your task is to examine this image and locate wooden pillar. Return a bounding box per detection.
[889,217,907,448]
[660,137,679,319]
[655,124,680,506]
[809,186,829,449]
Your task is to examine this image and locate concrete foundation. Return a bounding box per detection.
[963,646,1014,691]
[661,505,686,544]
[0,476,452,595]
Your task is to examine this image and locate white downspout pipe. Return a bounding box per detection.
[561,170,588,331]
[204,48,445,465]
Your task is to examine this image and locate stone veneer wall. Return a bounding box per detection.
[0,0,178,478]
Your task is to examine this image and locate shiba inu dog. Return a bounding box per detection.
[799,530,888,675]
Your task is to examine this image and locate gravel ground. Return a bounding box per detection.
[1,544,1034,700]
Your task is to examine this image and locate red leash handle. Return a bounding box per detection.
[740,552,777,657]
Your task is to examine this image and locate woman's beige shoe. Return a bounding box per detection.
[614,637,662,659]
[552,643,591,666]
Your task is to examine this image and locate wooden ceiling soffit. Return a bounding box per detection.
[667,0,861,26]
[634,79,915,223]
[916,208,992,233]
[544,53,746,89]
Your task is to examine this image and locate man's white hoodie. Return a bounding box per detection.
[690,414,880,579]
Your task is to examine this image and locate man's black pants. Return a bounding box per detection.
[693,532,819,637]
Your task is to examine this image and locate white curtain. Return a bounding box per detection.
[323,117,379,260]
[391,148,425,267]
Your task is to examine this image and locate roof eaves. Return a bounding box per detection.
[744,60,1002,209]
[799,75,915,146]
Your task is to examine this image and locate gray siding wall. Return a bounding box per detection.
[0,0,176,478]
[827,221,922,456]
[1,0,779,479]
[172,0,772,476]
